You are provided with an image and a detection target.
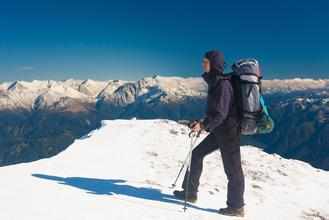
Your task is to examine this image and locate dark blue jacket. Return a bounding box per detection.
[202,73,237,132]
[201,50,239,133]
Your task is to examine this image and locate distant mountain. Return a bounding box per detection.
[0,76,328,170]
[245,88,329,170]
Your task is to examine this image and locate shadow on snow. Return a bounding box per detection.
[32,173,218,214]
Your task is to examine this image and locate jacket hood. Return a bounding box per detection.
[204,50,225,74]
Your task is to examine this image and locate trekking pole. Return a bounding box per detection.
[170,154,190,189]
[183,130,201,212]
[170,130,200,189]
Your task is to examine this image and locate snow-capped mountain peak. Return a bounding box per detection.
[0,76,328,112]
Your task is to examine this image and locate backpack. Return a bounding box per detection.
[229,59,274,135]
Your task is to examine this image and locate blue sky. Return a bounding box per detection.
[0,0,328,81]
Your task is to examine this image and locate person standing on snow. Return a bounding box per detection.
[173,50,245,217]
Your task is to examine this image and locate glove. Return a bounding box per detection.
[188,120,199,129]
[189,120,205,133]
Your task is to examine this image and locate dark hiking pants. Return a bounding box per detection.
[182,125,245,208]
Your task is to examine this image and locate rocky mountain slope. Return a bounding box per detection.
[0,76,328,170]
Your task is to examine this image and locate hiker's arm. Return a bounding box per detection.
[202,84,232,132]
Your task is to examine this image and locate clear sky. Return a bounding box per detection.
[0,0,328,81]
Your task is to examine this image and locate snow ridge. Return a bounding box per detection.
[0,119,328,220]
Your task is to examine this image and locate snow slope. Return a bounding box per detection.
[0,119,328,220]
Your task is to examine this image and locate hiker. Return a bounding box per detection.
[173,50,245,217]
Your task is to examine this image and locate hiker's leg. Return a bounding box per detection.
[219,132,245,208]
[182,133,219,194]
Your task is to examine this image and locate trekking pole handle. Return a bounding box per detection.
[188,130,201,138]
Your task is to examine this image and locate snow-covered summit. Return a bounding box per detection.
[0,119,328,220]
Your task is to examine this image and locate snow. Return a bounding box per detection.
[262,78,329,93]
[0,77,328,111]
[0,119,328,220]
[97,80,129,99]
[151,76,207,97]
[78,79,109,97]
[322,98,329,104]
[98,76,208,107]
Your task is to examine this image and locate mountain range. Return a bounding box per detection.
[0,76,328,170]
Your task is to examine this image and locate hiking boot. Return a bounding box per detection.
[173,190,197,203]
[218,206,245,217]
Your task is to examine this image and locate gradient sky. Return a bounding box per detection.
[0,0,328,81]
